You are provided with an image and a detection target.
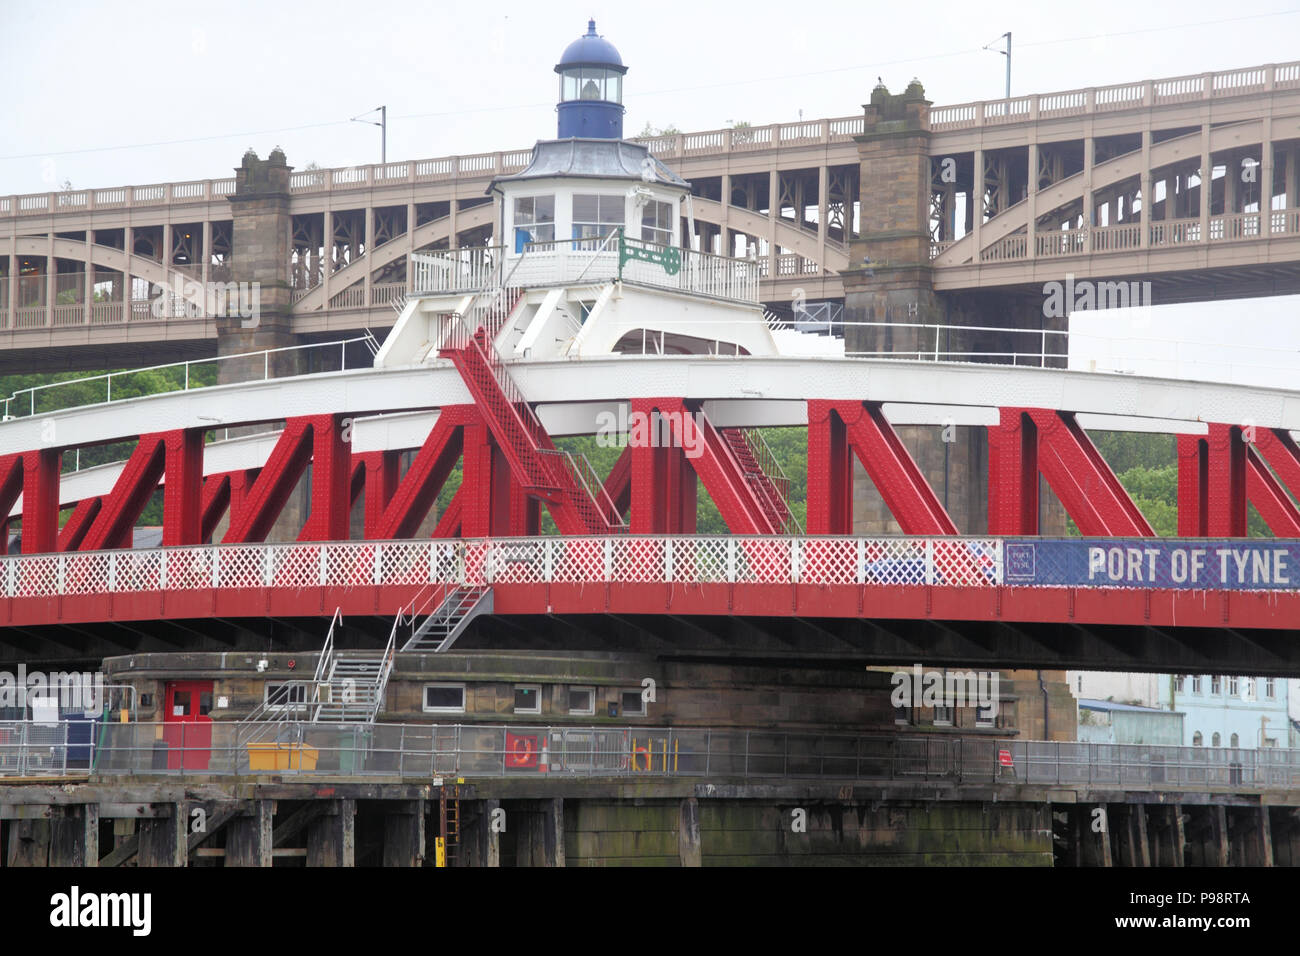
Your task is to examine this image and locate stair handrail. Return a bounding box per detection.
[370,616,400,721]
[740,429,801,533]
[313,608,342,685]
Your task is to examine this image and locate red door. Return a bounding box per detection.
[163,681,213,770]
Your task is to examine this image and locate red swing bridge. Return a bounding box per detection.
[5,255,1300,675]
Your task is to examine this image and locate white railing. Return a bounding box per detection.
[410,245,505,295]
[0,336,375,419]
[410,233,760,304]
[0,537,1002,596]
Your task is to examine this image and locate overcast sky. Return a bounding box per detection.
[2,0,1299,195]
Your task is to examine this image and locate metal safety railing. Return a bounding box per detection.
[0,335,377,420]
[8,722,1300,790]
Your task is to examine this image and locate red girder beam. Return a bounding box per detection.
[298,415,351,542]
[367,406,476,539]
[603,445,632,519]
[632,398,771,534]
[432,486,463,538]
[991,408,1152,537]
[1254,428,1300,492]
[1179,424,1247,537]
[162,430,204,546]
[460,418,538,537]
[810,400,957,535]
[987,409,1039,535]
[200,469,258,543]
[1177,435,1210,536]
[80,436,165,551]
[57,498,101,552]
[1246,447,1300,535]
[224,420,315,543]
[628,403,697,534]
[1,450,62,554]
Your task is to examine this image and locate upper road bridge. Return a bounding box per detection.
[2,61,1298,373]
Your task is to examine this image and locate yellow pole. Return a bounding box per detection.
[435,836,447,868]
[673,738,678,773]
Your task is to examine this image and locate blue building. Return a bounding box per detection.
[1173,674,1289,749]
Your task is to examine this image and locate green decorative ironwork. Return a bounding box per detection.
[619,231,681,277]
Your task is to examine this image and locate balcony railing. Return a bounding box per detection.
[6,720,1300,789]
[410,232,760,304]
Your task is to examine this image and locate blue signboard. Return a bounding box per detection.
[1005,539,1300,591]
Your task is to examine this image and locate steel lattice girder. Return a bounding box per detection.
[990,408,1153,536]
[808,400,957,535]
[363,405,479,539]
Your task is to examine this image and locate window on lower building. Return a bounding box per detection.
[567,686,595,716]
[895,705,913,726]
[514,685,541,715]
[933,704,953,726]
[640,199,674,245]
[573,194,625,243]
[264,683,308,715]
[1212,732,1221,747]
[423,683,465,714]
[620,689,646,717]
[975,704,996,728]
[1193,731,1203,746]
[514,195,555,251]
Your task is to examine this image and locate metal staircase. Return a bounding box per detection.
[720,427,802,534]
[313,618,396,722]
[401,584,493,653]
[440,281,626,535]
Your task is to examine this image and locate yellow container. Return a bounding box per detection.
[246,743,320,771]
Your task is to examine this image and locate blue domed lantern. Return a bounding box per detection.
[555,19,627,139]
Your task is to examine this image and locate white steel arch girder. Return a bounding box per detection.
[291,204,495,313]
[5,356,1300,456]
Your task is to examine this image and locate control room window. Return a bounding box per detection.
[423,683,466,714]
[1265,678,1276,699]
[640,199,674,246]
[620,689,646,717]
[1211,676,1221,695]
[568,686,595,716]
[1228,676,1239,697]
[1231,733,1240,748]
[1193,732,1203,747]
[1212,732,1221,748]
[514,685,541,715]
[264,683,308,715]
[1191,675,1202,694]
[1173,675,1185,693]
[514,195,555,251]
[573,194,625,243]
